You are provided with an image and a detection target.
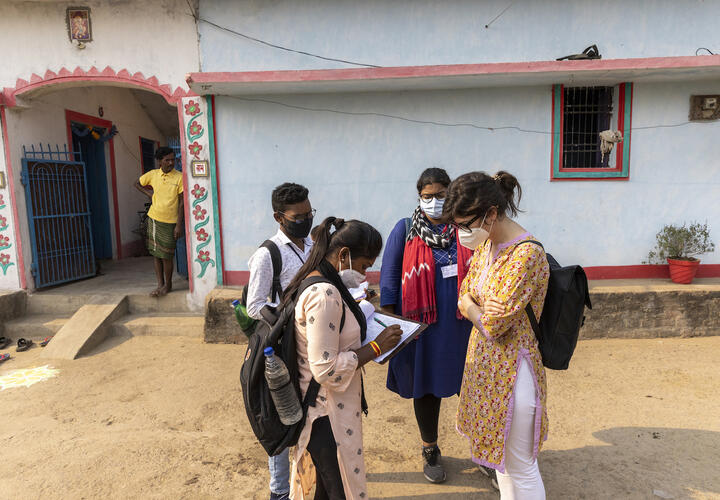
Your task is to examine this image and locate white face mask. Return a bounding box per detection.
[338,252,366,289]
[419,197,445,220]
[458,213,493,250]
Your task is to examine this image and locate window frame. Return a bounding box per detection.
[551,82,633,180]
[139,136,156,174]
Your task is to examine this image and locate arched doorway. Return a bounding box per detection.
[0,67,194,290]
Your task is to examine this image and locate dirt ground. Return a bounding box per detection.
[1,334,719,500]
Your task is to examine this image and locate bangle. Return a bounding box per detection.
[369,341,382,357]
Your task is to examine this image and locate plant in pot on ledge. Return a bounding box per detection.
[646,221,715,284]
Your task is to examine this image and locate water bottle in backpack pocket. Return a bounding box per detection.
[264,347,303,426]
[235,240,284,337]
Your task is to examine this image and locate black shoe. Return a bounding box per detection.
[479,465,499,491]
[422,445,447,483]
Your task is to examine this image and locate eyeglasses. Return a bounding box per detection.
[278,208,316,223]
[419,191,447,202]
[450,213,482,233]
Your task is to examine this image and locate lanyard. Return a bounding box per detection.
[287,244,306,265]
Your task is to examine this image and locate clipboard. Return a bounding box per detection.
[360,305,428,364]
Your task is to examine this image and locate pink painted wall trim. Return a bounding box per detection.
[0,105,27,289]
[223,265,720,287]
[2,66,194,107]
[187,55,720,86]
[121,239,146,258]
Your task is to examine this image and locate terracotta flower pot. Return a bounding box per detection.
[667,258,700,284]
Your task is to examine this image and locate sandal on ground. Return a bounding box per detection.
[40,336,52,347]
[0,336,10,349]
[16,338,33,352]
[0,353,9,363]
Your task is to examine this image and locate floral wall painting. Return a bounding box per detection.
[66,7,92,43]
[191,160,208,177]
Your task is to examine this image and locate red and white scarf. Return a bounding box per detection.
[401,207,473,324]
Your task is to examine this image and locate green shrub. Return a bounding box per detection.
[646,222,715,263]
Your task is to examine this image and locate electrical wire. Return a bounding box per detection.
[485,3,513,28]
[696,47,715,56]
[225,95,709,135]
[193,16,381,68]
[115,132,142,164]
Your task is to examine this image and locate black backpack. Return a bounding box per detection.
[240,276,345,456]
[238,240,283,335]
[516,240,592,370]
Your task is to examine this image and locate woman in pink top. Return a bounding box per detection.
[283,217,402,500]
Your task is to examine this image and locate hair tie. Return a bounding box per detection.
[333,218,345,230]
[493,173,502,182]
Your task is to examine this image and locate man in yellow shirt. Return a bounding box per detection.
[135,147,184,297]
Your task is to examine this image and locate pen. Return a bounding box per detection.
[374,317,388,328]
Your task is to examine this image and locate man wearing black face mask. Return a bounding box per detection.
[246,182,314,500]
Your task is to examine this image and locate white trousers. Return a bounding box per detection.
[496,356,546,500]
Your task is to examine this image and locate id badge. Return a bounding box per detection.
[441,264,458,279]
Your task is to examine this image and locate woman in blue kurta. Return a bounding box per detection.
[380,168,473,484]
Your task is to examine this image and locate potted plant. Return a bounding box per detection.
[646,222,715,284]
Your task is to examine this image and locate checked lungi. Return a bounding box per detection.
[146,217,176,260]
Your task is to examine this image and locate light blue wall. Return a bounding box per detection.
[199,0,720,71]
[214,81,720,271]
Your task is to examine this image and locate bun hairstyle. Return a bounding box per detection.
[283,217,383,304]
[443,170,523,221]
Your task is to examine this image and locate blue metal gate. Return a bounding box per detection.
[21,144,96,288]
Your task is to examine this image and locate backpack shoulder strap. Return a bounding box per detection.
[261,240,283,301]
[514,240,544,342]
[516,239,544,250]
[403,217,412,241]
[295,276,347,408]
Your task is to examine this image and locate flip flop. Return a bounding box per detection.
[0,353,9,363]
[16,338,33,352]
[40,336,52,347]
[0,336,10,349]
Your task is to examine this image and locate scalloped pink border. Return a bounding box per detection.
[1,66,195,107]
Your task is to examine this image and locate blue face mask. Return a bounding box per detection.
[420,197,445,220]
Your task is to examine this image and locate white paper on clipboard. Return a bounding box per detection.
[358,300,423,363]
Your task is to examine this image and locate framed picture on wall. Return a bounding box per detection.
[66,7,92,42]
[191,160,209,177]
[0,172,5,189]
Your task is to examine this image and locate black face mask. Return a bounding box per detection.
[282,217,313,239]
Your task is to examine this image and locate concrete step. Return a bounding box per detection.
[3,315,70,341]
[25,294,94,315]
[127,293,192,314]
[111,313,204,337]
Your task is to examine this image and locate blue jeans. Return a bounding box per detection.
[268,448,290,494]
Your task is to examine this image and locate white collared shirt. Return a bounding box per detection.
[246,228,314,319]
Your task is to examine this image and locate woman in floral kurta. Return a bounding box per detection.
[444,171,550,499]
[457,235,549,468]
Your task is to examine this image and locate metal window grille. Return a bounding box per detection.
[562,86,614,168]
